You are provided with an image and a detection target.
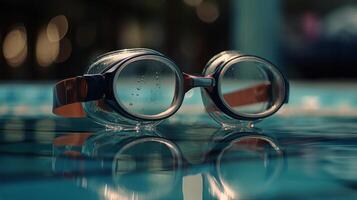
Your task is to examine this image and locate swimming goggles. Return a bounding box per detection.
[53,48,289,128]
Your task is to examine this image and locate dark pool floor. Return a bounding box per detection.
[0,116,357,200]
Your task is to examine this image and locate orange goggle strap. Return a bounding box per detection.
[53,75,106,118]
[223,82,271,108]
[205,82,271,113]
[53,133,92,147]
[53,76,271,118]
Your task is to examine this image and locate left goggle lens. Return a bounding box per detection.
[114,57,181,119]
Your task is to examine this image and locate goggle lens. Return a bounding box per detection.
[115,58,179,118]
[219,57,285,117]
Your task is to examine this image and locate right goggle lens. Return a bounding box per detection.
[219,57,286,117]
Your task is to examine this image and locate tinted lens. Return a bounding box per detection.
[219,57,285,116]
[115,57,180,118]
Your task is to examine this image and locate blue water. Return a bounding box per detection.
[0,83,357,199]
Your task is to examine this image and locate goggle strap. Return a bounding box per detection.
[206,83,271,112]
[53,102,86,118]
[223,82,271,107]
[52,75,105,117]
[53,133,92,147]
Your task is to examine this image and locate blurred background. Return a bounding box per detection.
[1,0,357,81]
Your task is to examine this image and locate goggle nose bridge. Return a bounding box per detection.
[183,73,216,92]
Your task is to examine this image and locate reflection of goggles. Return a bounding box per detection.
[52,130,284,199]
[53,49,289,127]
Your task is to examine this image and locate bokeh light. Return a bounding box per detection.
[36,27,60,67]
[196,2,219,23]
[2,26,27,67]
[47,15,68,42]
[119,20,143,47]
[35,15,69,67]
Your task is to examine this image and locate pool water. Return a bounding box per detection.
[0,83,357,199]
